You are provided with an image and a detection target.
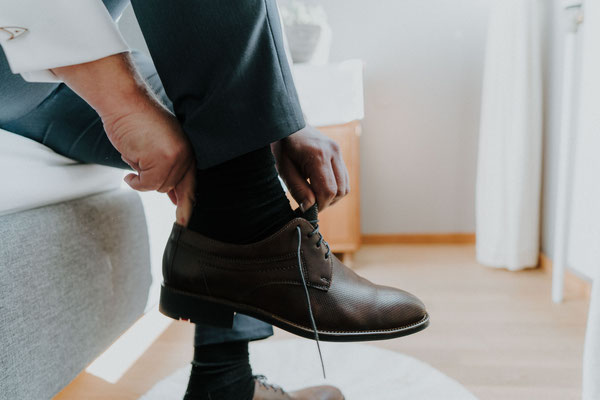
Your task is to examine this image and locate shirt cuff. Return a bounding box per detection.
[0,0,130,83]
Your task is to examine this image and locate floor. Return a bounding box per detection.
[55,244,590,400]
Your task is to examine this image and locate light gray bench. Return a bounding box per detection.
[0,189,152,399]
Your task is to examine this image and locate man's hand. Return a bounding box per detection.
[101,100,192,191]
[52,53,195,226]
[102,102,196,226]
[271,125,350,211]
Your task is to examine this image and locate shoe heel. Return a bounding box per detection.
[159,284,235,328]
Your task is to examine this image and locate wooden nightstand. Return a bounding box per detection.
[290,60,364,265]
[287,120,362,265]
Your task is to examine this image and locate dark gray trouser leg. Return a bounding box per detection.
[1,52,159,168]
[0,0,298,345]
[0,51,274,346]
[129,0,305,169]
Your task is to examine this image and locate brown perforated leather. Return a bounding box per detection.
[163,215,428,339]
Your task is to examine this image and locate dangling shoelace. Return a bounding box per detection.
[296,218,330,379]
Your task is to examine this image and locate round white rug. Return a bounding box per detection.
[140,339,477,400]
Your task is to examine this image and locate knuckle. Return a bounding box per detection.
[161,152,175,164]
[313,147,327,160]
[330,140,341,153]
[171,146,182,157]
[164,146,185,163]
[325,185,337,198]
[317,197,328,207]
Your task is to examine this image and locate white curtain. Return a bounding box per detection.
[475,0,543,271]
[570,1,600,398]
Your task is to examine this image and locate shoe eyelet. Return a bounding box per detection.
[316,243,321,248]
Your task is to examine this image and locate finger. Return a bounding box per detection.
[174,166,196,226]
[156,163,177,193]
[158,149,195,194]
[345,167,351,194]
[280,157,316,211]
[167,189,178,205]
[124,171,161,192]
[341,153,351,194]
[309,159,338,211]
[330,156,350,207]
[124,173,147,191]
[331,155,349,202]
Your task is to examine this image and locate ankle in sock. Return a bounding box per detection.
[184,341,255,400]
[188,146,295,244]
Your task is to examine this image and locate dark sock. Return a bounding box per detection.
[184,341,255,400]
[188,146,295,244]
[185,147,291,399]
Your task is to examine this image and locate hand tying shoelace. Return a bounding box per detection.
[295,212,329,379]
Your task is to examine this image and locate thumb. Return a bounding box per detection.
[281,161,316,211]
[174,166,196,226]
[124,173,144,191]
[167,189,178,205]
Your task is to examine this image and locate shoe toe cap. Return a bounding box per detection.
[377,286,428,328]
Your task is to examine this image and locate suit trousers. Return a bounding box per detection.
[0,0,306,345]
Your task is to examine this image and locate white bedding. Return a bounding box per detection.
[0,128,177,311]
[0,128,123,216]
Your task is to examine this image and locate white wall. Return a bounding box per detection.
[320,0,490,234]
[119,1,491,235]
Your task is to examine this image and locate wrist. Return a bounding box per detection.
[51,53,160,120]
[99,85,159,124]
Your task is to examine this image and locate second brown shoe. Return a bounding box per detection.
[253,375,344,400]
[159,207,429,342]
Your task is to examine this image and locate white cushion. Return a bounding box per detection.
[0,128,122,216]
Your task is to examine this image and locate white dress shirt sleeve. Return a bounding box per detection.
[0,0,130,83]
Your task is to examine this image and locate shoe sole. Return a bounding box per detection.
[159,284,430,342]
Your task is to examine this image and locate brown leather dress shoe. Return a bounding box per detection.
[160,208,429,342]
[253,375,344,400]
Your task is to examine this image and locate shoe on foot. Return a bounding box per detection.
[253,375,344,400]
[160,206,429,342]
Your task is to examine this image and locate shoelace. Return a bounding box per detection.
[307,218,332,259]
[254,374,286,394]
[296,218,329,379]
